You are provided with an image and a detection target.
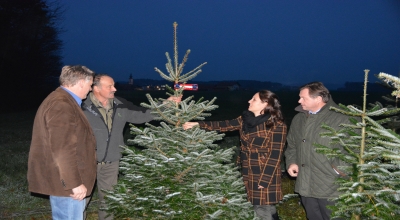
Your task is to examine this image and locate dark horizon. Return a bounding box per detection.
[116,78,388,91]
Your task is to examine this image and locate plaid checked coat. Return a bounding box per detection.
[198,116,287,205]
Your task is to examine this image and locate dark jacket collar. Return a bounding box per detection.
[82,92,123,108]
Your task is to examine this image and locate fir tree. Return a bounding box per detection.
[375,73,400,133]
[314,70,400,219]
[104,22,256,219]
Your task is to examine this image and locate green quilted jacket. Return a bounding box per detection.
[285,99,350,199]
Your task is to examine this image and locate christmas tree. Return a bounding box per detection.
[375,73,400,133]
[104,22,256,219]
[314,70,400,219]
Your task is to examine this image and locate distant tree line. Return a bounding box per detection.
[0,0,63,112]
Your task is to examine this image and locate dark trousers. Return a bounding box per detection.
[97,161,119,220]
[254,205,279,220]
[300,196,335,220]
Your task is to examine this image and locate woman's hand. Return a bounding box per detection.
[258,185,264,189]
[166,95,182,103]
[183,122,199,130]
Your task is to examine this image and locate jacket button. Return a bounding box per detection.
[302,164,305,167]
[302,139,306,142]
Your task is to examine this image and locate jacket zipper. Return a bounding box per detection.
[100,101,117,162]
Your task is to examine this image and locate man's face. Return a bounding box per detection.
[95,76,117,100]
[80,78,93,99]
[298,88,321,112]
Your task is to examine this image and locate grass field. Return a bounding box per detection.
[0,89,387,219]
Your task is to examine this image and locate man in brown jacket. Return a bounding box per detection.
[27,65,97,220]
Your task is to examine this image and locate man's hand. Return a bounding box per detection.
[183,122,199,130]
[70,184,87,200]
[287,164,299,177]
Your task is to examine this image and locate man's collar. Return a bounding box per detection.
[309,102,329,114]
[309,109,321,114]
[89,92,113,109]
[61,86,82,106]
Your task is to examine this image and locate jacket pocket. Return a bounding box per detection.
[310,167,339,196]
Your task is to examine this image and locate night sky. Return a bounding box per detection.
[58,0,400,86]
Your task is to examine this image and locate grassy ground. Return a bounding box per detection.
[0,89,387,219]
[0,111,48,218]
[0,111,100,219]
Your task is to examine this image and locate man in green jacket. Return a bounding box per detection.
[83,74,181,220]
[285,82,348,220]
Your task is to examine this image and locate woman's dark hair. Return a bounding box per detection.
[258,90,284,126]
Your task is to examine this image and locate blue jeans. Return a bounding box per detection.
[50,195,86,220]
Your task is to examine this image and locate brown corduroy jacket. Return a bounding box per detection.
[199,116,287,205]
[27,88,97,197]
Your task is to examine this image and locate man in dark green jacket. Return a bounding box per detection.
[83,74,181,220]
[285,82,349,220]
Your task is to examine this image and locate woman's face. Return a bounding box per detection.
[248,93,268,116]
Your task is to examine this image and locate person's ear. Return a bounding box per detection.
[77,79,85,88]
[316,96,323,103]
[92,85,99,92]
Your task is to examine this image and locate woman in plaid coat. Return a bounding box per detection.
[183,90,287,220]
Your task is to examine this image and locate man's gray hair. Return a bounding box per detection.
[93,73,112,87]
[59,65,95,87]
